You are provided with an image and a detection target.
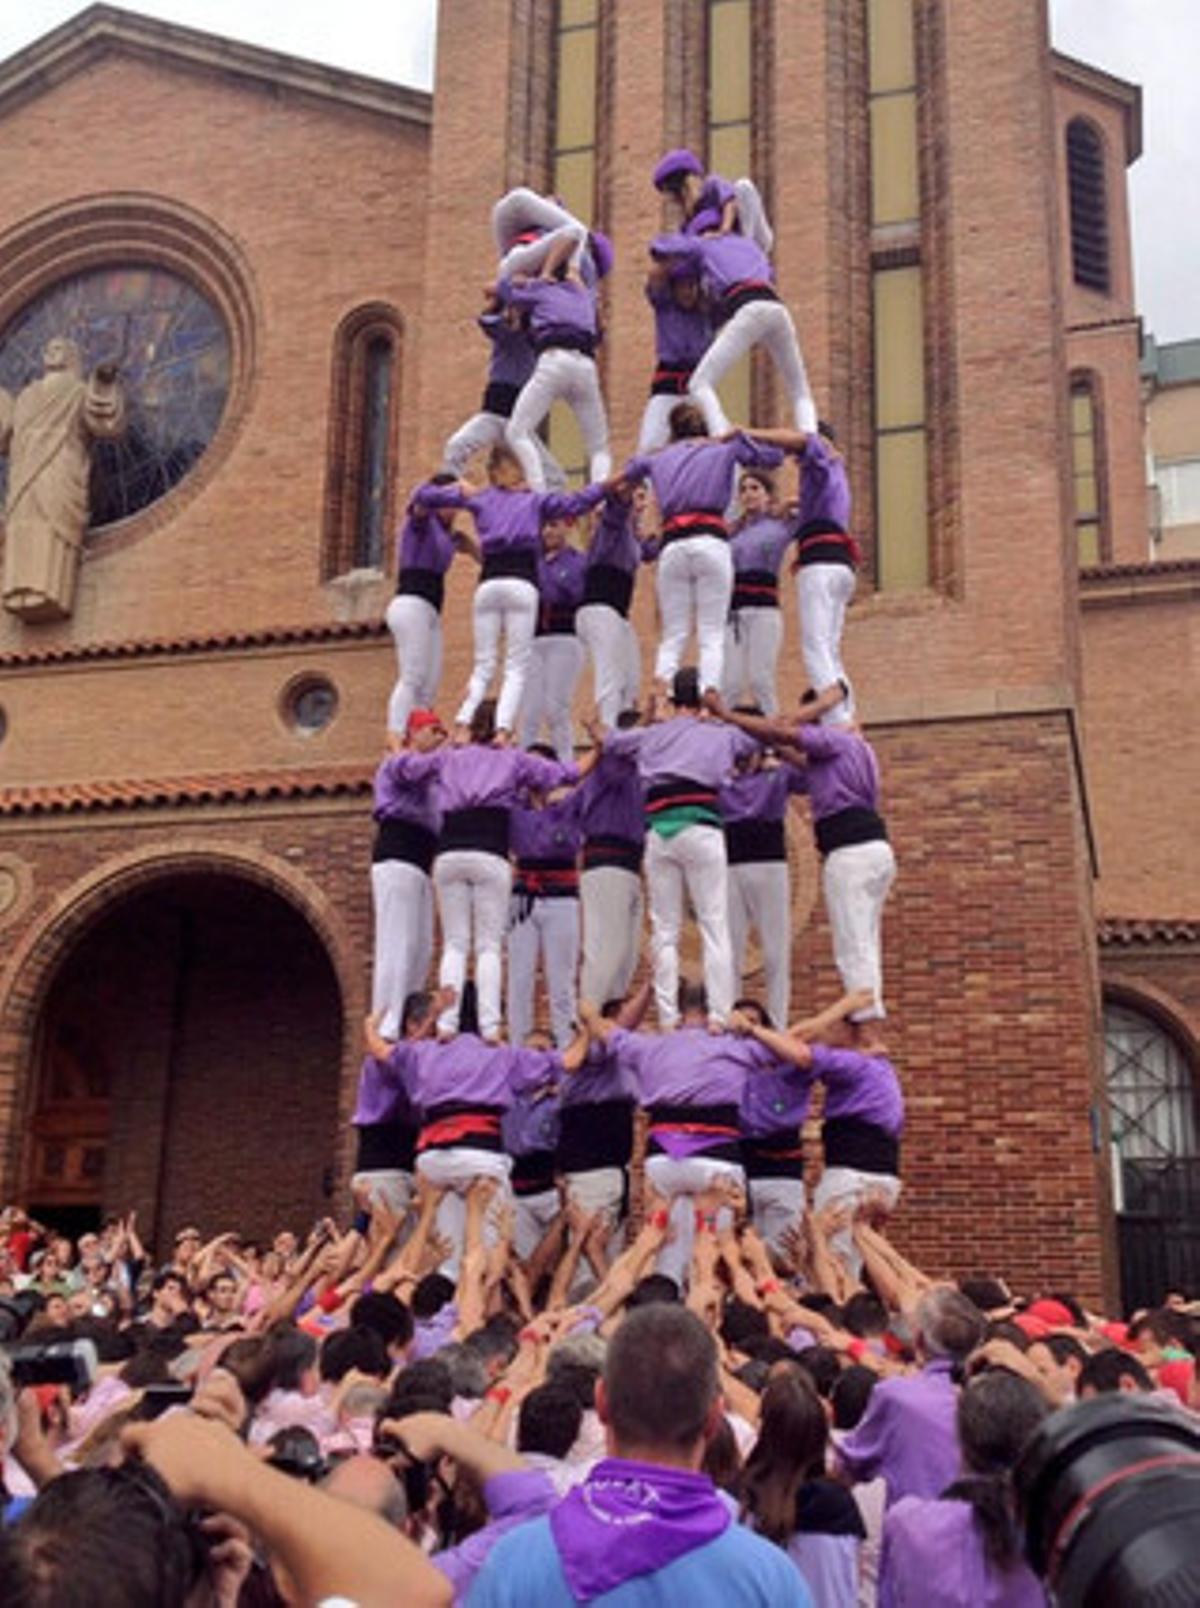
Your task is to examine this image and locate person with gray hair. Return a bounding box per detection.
[471,1304,812,1604]
[837,1289,986,1509]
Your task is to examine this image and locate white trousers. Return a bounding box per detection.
[749,1176,806,1260]
[456,576,537,736]
[722,606,783,715]
[507,350,611,492]
[654,535,733,693]
[689,300,818,436]
[728,859,791,1029]
[493,189,588,275]
[416,1148,513,1279]
[638,391,685,454]
[823,840,896,1021]
[385,594,443,739]
[506,895,581,1049]
[514,1188,562,1263]
[644,1154,744,1288]
[579,865,644,1008]
[576,603,642,730]
[563,1166,625,1224]
[351,1169,414,1221]
[434,850,513,1040]
[444,409,565,488]
[370,860,435,1038]
[813,1166,902,1282]
[797,563,856,725]
[645,825,734,1028]
[518,636,584,761]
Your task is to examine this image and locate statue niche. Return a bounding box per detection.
[0,336,126,623]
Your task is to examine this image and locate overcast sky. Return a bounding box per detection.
[1,1,1194,341]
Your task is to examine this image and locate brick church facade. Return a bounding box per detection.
[0,3,1194,1309]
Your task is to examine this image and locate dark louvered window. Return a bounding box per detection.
[1067,119,1110,294]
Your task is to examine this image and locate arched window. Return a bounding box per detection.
[1105,999,1200,1308]
[1069,373,1106,566]
[1066,118,1110,295]
[322,304,402,578]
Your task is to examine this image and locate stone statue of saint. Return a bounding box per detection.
[0,336,126,622]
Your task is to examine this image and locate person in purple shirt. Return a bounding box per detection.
[707,691,896,1025]
[652,147,775,252]
[576,482,652,730]
[624,402,784,697]
[502,1045,563,1263]
[580,983,779,1288]
[370,709,447,1039]
[352,989,432,1221]
[442,288,566,487]
[397,701,584,1040]
[517,513,588,761]
[720,751,808,1029]
[878,1370,1049,1608]
[417,450,606,743]
[638,258,713,453]
[558,994,642,1228]
[838,1289,986,1510]
[384,480,476,744]
[506,758,587,1049]
[502,235,612,492]
[651,228,817,437]
[576,729,646,1009]
[604,668,760,1027]
[723,467,800,716]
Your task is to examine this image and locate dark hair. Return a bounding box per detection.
[517,1383,583,1460]
[739,467,775,498]
[943,1371,1048,1570]
[470,699,497,744]
[676,978,708,1018]
[350,1291,414,1350]
[266,1326,318,1392]
[831,1364,878,1431]
[463,1316,520,1372]
[740,1335,800,1367]
[604,1305,718,1452]
[958,1275,1012,1314]
[792,1345,842,1400]
[320,1326,390,1384]
[1077,1348,1153,1397]
[431,470,458,486]
[1031,1333,1088,1369]
[545,1357,601,1411]
[626,1273,681,1309]
[3,1462,205,1606]
[70,1318,134,1365]
[526,742,558,762]
[701,1414,743,1495]
[740,1372,829,1544]
[401,991,433,1036]
[817,419,837,444]
[721,1297,770,1349]
[984,1319,1031,1351]
[615,707,642,730]
[668,401,708,440]
[412,1274,456,1321]
[151,1270,188,1298]
[119,1349,173,1389]
[218,1336,277,1409]
[1127,1306,1191,1348]
[671,666,701,708]
[842,1292,889,1339]
[383,1358,455,1419]
[732,997,771,1029]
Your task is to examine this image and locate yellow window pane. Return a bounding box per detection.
[868,0,916,94]
[553,150,595,226]
[1077,521,1101,568]
[555,25,597,154]
[548,403,588,486]
[709,0,752,129]
[1071,428,1095,476]
[873,266,925,431]
[1074,472,1098,519]
[717,355,752,432]
[709,121,752,182]
[559,0,597,26]
[870,93,920,226]
[1071,391,1094,434]
[876,428,929,591]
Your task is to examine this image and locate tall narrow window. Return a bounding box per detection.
[322,305,402,579]
[1069,377,1104,567]
[1067,119,1110,295]
[868,0,928,590]
[706,0,753,426]
[547,0,600,482]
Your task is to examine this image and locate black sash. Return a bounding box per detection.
[814,807,888,858]
[373,817,437,873]
[822,1116,900,1176]
[558,1101,635,1172]
[582,835,644,873]
[396,567,446,611]
[534,328,598,358]
[725,818,787,865]
[731,569,780,611]
[650,363,694,397]
[355,1120,417,1174]
[439,806,510,859]
[483,380,521,418]
[743,1131,806,1181]
[481,547,538,585]
[582,564,635,616]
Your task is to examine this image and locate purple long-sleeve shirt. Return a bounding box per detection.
[405,744,577,817]
[503,276,598,346]
[792,726,883,821]
[351,1054,417,1127]
[417,483,605,555]
[645,276,712,369]
[434,1469,557,1599]
[685,173,738,232]
[575,749,645,845]
[386,1035,558,1114]
[562,1040,637,1107]
[480,309,537,390]
[797,433,851,533]
[394,504,457,580]
[605,715,758,792]
[719,764,806,827]
[739,1061,815,1139]
[372,751,442,833]
[586,493,647,576]
[730,514,799,577]
[510,789,585,864]
[502,1088,562,1158]
[623,435,784,519]
[536,544,587,616]
[878,1495,1047,1608]
[811,1045,904,1136]
[838,1359,961,1507]
[652,230,775,297]
[607,1026,777,1156]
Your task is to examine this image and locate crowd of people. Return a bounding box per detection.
[3,157,1198,1605]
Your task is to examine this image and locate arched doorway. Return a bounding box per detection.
[1105,997,1200,1312]
[23,871,343,1250]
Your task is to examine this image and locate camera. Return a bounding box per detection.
[5,1338,98,1396]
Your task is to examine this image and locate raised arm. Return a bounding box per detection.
[789,988,874,1042]
[728,1010,813,1070]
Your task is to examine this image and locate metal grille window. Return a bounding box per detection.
[1106,1003,1197,1207]
[1067,119,1110,295]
